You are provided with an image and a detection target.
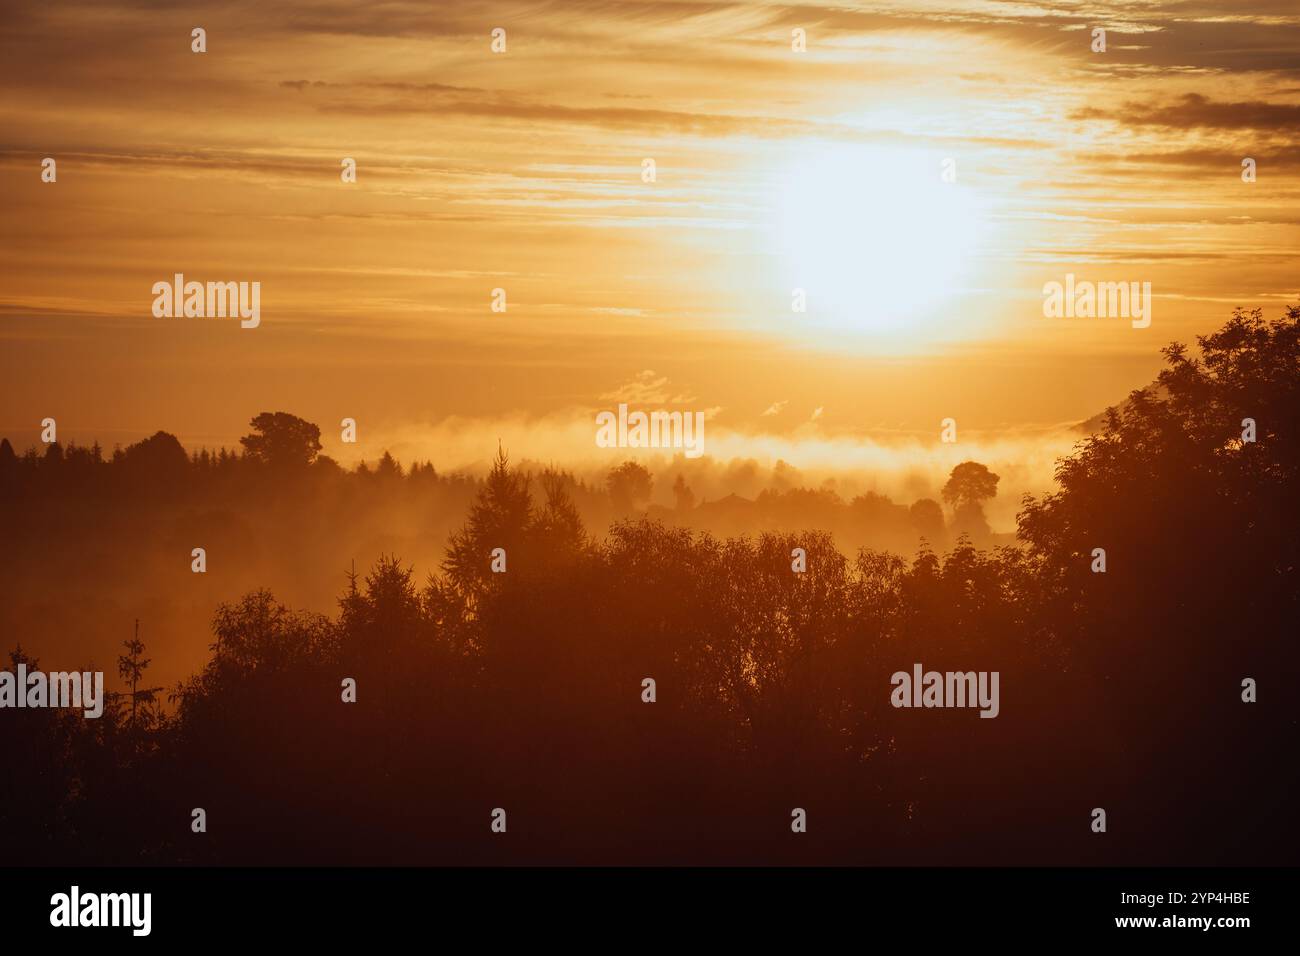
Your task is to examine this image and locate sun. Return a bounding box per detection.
[769,144,994,341]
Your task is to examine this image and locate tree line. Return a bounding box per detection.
[1,306,1296,864]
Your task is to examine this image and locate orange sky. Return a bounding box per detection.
[2,0,1298,498]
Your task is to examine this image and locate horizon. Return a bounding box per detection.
[4,0,1298,470]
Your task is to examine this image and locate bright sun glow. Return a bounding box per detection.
[771,145,994,340]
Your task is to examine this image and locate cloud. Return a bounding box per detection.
[313,89,833,138]
[1075,93,1300,131]
[599,370,695,405]
[1086,147,1300,175]
[762,400,789,417]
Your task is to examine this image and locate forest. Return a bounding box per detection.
[1,306,1296,865]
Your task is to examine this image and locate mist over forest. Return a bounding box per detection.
[1,307,1297,865]
[1,412,1015,688]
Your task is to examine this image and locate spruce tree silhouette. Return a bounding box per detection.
[443,444,533,602]
[117,620,163,730]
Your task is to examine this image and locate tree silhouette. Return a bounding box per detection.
[239,412,322,469]
[443,445,533,600]
[941,461,999,540]
[941,461,1000,510]
[117,620,162,727]
[533,468,588,561]
[672,473,696,511]
[375,451,403,481]
[908,497,946,546]
[606,460,653,513]
[116,430,189,479]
